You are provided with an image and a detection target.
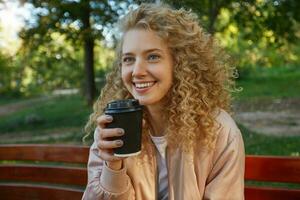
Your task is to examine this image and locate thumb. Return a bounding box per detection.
[142,119,146,129]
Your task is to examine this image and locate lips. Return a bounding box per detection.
[133,81,156,93]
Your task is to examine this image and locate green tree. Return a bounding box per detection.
[0,50,23,97]
[17,32,84,95]
[18,0,130,105]
[163,0,235,34]
[15,32,115,97]
[163,0,299,71]
[232,0,300,44]
[164,0,299,43]
[0,23,18,96]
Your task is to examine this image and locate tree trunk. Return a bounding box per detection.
[84,37,95,106]
[208,0,219,35]
[82,2,96,106]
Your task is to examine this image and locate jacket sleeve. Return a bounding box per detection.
[204,125,245,200]
[82,130,135,200]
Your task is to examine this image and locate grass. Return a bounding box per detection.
[0,94,299,156]
[0,95,91,133]
[234,66,300,156]
[235,65,300,100]
[0,96,26,106]
[0,127,86,145]
[245,181,300,190]
[240,125,300,156]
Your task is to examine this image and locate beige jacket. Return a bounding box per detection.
[82,110,245,200]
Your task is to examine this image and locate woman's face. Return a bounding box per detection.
[121,29,173,106]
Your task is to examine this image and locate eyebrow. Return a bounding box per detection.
[122,48,163,56]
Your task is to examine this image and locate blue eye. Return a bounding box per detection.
[148,54,160,61]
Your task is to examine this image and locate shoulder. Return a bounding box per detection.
[213,109,241,144]
[208,109,244,161]
[207,109,244,168]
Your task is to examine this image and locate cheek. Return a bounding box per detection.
[121,68,131,86]
[160,67,173,83]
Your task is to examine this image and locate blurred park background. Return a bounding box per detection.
[0,0,299,156]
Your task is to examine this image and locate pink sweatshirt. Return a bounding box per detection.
[82,110,245,200]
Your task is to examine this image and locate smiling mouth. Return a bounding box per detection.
[133,81,156,89]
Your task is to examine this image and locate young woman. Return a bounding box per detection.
[82,3,245,200]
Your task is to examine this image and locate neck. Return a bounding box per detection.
[146,104,166,137]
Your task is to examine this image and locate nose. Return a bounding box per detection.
[132,58,147,77]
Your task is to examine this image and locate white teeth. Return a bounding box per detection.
[135,82,154,88]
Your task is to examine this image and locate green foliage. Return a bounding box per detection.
[165,0,300,71]
[214,1,300,70]
[17,0,133,103]
[18,32,84,96]
[166,0,300,43]
[19,0,128,44]
[0,0,298,98]
[0,51,22,97]
[164,0,230,32]
[14,33,114,97]
[232,0,300,44]
[93,40,115,92]
[0,31,114,97]
[0,52,12,93]
[219,32,300,74]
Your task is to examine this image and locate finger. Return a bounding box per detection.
[98,150,123,162]
[96,115,113,128]
[98,139,123,150]
[99,128,124,139]
[142,119,146,128]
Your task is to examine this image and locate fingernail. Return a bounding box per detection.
[106,115,113,121]
[118,129,124,135]
[116,140,123,146]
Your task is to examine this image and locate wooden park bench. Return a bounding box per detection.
[0,144,89,200]
[0,144,300,200]
[245,155,300,200]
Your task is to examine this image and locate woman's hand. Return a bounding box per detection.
[96,115,125,170]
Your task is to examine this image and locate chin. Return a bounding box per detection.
[133,96,153,106]
[136,99,150,106]
[134,97,156,106]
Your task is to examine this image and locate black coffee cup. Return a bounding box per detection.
[105,99,143,157]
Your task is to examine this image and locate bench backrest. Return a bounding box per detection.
[0,144,89,200]
[245,155,300,200]
[0,144,299,200]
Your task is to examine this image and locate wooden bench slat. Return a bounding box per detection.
[245,186,300,200]
[0,183,84,200]
[245,156,300,183]
[0,144,89,163]
[1,144,300,200]
[0,165,87,186]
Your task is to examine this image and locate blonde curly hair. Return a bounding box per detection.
[84,3,237,152]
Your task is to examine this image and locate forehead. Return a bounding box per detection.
[122,29,168,53]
